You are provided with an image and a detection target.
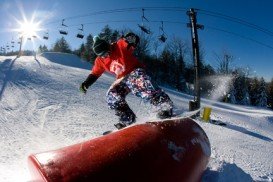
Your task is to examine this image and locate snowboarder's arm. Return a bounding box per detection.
[80,74,99,94]
[80,58,103,93]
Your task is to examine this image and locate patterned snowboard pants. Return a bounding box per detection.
[106,68,173,114]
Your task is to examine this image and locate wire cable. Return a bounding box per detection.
[206,26,273,50]
[197,9,273,37]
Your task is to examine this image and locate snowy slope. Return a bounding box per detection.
[0,53,272,182]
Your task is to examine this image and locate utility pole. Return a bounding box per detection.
[18,36,23,58]
[187,8,204,112]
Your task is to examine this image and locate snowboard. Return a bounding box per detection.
[209,119,227,126]
[102,109,201,135]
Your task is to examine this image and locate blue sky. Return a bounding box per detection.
[0,0,273,81]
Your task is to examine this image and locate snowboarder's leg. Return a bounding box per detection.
[125,68,173,119]
[106,81,136,128]
[150,92,173,119]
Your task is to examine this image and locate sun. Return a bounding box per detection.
[18,20,41,39]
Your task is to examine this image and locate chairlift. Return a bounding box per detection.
[138,25,151,34]
[59,19,68,35]
[76,24,84,39]
[158,21,167,43]
[43,31,49,40]
[158,35,167,43]
[138,9,151,34]
[11,39,15,47]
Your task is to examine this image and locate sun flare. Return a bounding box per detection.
[18,20,41,38]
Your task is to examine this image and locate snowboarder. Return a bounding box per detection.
[80,33,173,129]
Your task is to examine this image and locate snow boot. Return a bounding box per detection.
[157,108,173,119]
[114,104,136,129]
[150,92,173,119]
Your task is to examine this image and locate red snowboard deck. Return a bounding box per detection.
[28,118,211,182]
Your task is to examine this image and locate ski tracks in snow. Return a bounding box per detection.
[198,116,273,181]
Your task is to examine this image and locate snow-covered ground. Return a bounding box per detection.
[0,53,272,182]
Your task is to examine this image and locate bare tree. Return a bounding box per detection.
[214,50,234,75]
[167,36,189,62]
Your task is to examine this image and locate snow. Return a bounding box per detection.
[167,141,186,162]
[0,53,272,182]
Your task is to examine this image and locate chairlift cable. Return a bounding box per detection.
[41,6,273,39]
[205,26,273,50]
[36,6,273,50]
[197,9,273,37]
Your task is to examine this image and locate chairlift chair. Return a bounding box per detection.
[138,24,151,34]
[158,22,167,43]
[76,24,84,39]
[158,35,167,43]
[59,19,68,35]
[43,31,49,40]
[138,9,151,34]
[11,40,15,47]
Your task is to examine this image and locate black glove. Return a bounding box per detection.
[124,32,140,49]
[79,82,88,94]
[79,74,99,94]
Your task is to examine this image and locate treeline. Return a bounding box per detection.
[36,25,273,109]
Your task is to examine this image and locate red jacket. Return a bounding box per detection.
[91,38,144,79]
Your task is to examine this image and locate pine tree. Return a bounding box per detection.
[83,34,96,63]
[249,77,259,105]
[256,77,267,107]
[234,71,250,105]
[228,83,237,104]
[159,48,174,84]
[135,33,150,61]
[267,78,273,109]
[241,91,251,105]
[42,45,48,52]
[38,45,43,53]
[99,25,119,43]
[38,45,48,53]
[52,37,71,53]
[78,43,85,58]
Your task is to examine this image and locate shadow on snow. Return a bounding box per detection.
[202,161,253,182]
[0,58,17,101]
